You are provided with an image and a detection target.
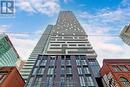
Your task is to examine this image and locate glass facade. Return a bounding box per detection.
[120,24,130,46]
[0,34,19,67]
[88,59,100,77]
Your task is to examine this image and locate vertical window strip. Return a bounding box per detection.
[79,76,86,86]
[32,68,38,75]
[37,67,45,75]
[41,60,47,66]
[66,76,74,87]
[60,76,65,87]
[83,67,90,74]
[86,76,95,86]
[76,60,80,65]
[27,77,34,87]
[61,60,65,66]
[77,67,83,75]
[33,77,42,87]
[46,76,53,87]
[47,68,54,75]
[66,67,72,74]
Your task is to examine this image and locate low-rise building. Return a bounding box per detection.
[100,59,130,87]
[0,67,25,87]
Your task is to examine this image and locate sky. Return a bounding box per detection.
[0,0,130,66]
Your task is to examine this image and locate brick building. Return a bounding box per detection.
[0,67,25,87]
[100,59,130,87]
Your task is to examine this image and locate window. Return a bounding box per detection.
[112,65,121,72]
[79,76,86,86]
[60,76,65,87]
[32,68,38,75]
[83,67,90,74]
[76,60,80,65]
[47,68,54,75]
[46,76,53,87]
[119,65,129,72]
[66,67,72,74]
[51,44,60,46]
[77,67,83,75]
[78,44,85,46]
[36,60,41,66]
[0,74,6,83]
[61,67,65,75]
[62,44,67,47]
[61,60,65,66]
[66,60,71,66]
[120,77,130,87]
[37,67,45,75]
[41,60,47,66]
[33,77,42,87]
[86,76,95,86]
[81,60,87,65]
[66,76,74,87]
[27,77,34,87]
[50,60,55,66]
[69,44,76,46]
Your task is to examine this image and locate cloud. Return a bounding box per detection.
[9,35,38,60]
[79,4,130,66]
[82,23,130,66]
[64,0,72,4]
[33,1,60,16]
[121,0,130,7]
[78,0,130,27]
[0,25,10,33]
[16,0,61,16]
[79,8,130,27]
[9,31,42,60]
[16,0,36,13]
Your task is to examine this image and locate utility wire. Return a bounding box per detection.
[0,32,120,37]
